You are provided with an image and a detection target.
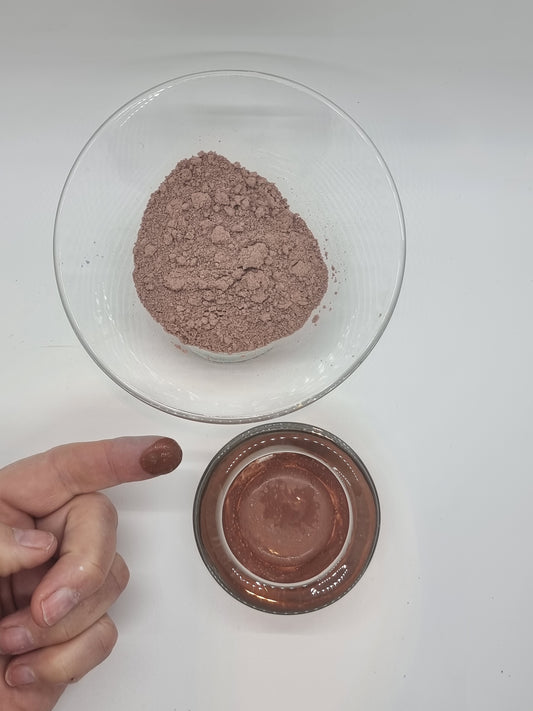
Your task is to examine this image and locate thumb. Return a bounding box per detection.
[0,524,57,578]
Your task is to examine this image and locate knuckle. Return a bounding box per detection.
[63,663,81,685]
[97,494,119,529]
[46,446,75,496]
[56,620,74,644]
[102,441,122,487]
[94,615,118,661]
[110,554,130,595]
[70,556,108,595]
[81,492,118,529]
[44,649,80,685]
[83,558,109,591]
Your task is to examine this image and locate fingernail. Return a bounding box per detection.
[0,626,33,654]
[6,664,36,687]
[140,437,182,475]
[41,587,80,627]
[13,527,55,551]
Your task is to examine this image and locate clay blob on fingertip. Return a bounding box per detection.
[140,437,183,475]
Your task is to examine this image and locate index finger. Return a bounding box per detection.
[0,436,182,517]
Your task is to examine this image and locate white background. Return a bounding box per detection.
[1,1,532,709]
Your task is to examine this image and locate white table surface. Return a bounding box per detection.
[2,1,532,709]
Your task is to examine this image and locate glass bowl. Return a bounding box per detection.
[54,70,405,423]
[193,422,380,614]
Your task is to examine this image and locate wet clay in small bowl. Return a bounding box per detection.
[193,422,380,614]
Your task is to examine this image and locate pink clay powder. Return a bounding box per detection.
[133,151,328,354]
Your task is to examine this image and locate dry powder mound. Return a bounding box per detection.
[133,151,328,354]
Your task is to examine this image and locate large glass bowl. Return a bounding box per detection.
[54,70,405,423]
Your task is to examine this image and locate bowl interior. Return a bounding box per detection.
[54,71,405,423]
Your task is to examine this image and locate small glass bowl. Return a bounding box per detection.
[193,422,380,614]
[54,70,405,423]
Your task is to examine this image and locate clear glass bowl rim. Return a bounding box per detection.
[192,421,381,614]
[53,69,406,424]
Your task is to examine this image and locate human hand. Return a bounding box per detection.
[0,435,182,711]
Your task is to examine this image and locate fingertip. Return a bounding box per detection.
[40,588,81,628]
[0,525,57,578]
[139,437,183,476]
[5,663,36,687]
[13,528,57,553]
